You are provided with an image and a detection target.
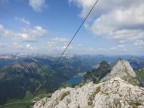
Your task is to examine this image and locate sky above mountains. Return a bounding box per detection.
[0,0,144,55]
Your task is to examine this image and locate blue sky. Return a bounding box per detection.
[0,0,144,55]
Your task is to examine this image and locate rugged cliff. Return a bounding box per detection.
[84,61,111,83]
[33,60,144,108]
[101,60,137,85]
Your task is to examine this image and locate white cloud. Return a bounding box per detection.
[70,0,143,18]
[16,26,47,41]
[47,37,72,51]
[110,44,127,51]
[47,41,56,47]
[119,40,125,44]
[70,0,144,41]
[26,44,31,48]
[134,40,144,47]
[15,17,31,25]
[53,37,69,43]
[69,0,97,18]
[47,37,69,47]
[0,24,48,41]
[10,42,38,51]
[86,47,114,54]
[91,4,144,40]
[117,45,125,48]
[29,0,46,12]
[26,43,37,50]
[0,24,13,38]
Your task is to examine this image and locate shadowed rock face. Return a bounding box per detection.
[33,60,144,108]
[84,61,111,83]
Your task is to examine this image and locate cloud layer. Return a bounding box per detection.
[0,24,47,42]
[29,0,46,12]
[135,40,144,47]
[70,0,144,42]
[91,3,144,41]
[47,37,73,51]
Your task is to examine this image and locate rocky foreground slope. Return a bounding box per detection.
[33,60,144,108]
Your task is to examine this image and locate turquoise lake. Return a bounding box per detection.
[68,76,83,85]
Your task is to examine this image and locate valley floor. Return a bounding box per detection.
[0,100,31,108]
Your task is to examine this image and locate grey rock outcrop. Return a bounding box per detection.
[101,60,137,85]
[33,60,144,108]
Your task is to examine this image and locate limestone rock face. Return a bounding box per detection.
[33,77,144,108]
[101,60,137,85]
[33,60,144,108]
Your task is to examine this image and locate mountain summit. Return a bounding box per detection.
[101,60,137,85]
[33,60,144,108]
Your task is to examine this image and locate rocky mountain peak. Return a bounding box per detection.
[99,61,110,68]
[114,60,136,77]
[101,60,137,85]
[84,61,111,83]
[33,60,144,108]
